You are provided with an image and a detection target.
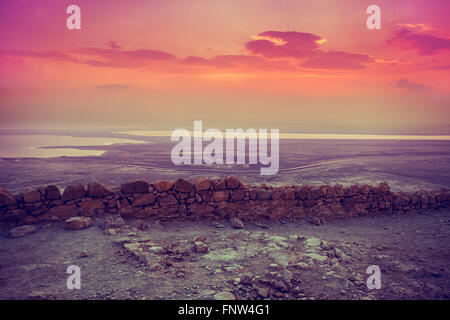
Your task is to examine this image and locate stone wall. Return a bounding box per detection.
[0,176,449,227]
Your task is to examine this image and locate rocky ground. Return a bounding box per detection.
[0,210,449,300]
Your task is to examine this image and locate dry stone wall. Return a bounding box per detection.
[0,176,449,227]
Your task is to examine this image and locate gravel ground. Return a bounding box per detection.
[0,210,449,300]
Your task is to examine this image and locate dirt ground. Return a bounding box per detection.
[0,210,449,300]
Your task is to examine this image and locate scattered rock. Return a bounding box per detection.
[149,246,165,254]
[193,235,207,243]
[131,219,147,231]
[9,225,37,238]
[28,291,49,300]
[231,217,244,229]
[65,216,92,230]
[258,287,269,298]
[104,216,126,229]
[214,291,235,300]
[78,251,89,258]
[194,241,209,253]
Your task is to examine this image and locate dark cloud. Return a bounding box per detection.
[300,51,373,70]
[245,30,373,70]
[387,29,450,55]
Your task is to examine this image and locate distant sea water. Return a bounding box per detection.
[118,130,450,140]
[0,134,144,158]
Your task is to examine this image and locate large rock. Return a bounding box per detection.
[153,180,174,192]
[189,203,215,215]
[79,199,105,216]
[0,188,16,207]
[9,225,37,238]
[194,178,211,191]
[174,178,194,193]
[159,195,178,206]
[121,180,150,194]
[45,185,61,200]
[213,191,228,202]
[213,179,226,191]
[225,176,240,189]
[257,190,272,200]
[194,241,209,253]
[378,183,390,193]
[65,216,92,230]
[22,189,41,203]
[62,184,87,201]
[87,182,112,197]
[231,190,246,201]
[132,193,157,206]
[47,204,78,219]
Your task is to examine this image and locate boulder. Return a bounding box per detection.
[79,199,105,216]
[62,184,87,201]
[159,194,178,206]
[87,182,112,197]
[22,189,41,203]
[45,185,61,200]
[0,188,16,207]
[194,178,211,191]
[121,180,150,194]
[213,179,226,191]
[213,191,228,202]
[225,176,240,189]
[47,204,78,219]
[132,193,157,206]
[153,180,174,192]
[231,190,246,201]
[174,178,194,193]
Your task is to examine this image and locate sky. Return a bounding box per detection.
[0,0,449,134]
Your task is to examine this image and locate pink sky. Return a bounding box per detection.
[0,0,449,133]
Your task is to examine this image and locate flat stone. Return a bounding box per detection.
[65,216,92,230]
[214,291,235,300]
[9,225,37,238]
